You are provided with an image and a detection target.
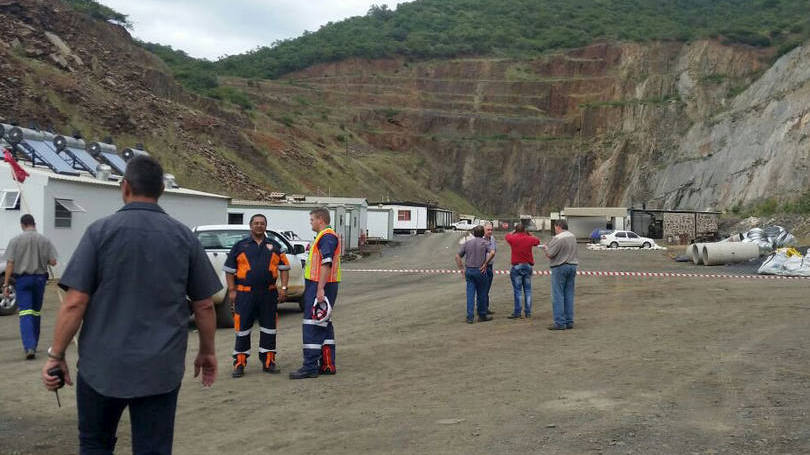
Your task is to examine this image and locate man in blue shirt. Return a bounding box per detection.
[41,156,221,455]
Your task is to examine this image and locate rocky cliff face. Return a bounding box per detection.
[654,43,810,210]
[234,41,775,214]
[3,0,806,215]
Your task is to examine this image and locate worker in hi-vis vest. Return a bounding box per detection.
[224,214,290,378]
[290,207,341,379]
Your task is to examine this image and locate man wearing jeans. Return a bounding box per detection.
[505,224,541,319]
[455,225,494,323]
[543,221,578,330]
[41,156,221,455]
[482,222,496,315]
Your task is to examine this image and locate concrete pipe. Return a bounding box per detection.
[122,147,149,161]
[87,141,116,158]
[691,243,705,265]
[7,126,44,144]
[701,242,760,266]
[53,135,86,152]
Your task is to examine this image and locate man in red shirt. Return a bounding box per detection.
[504,224,542,318]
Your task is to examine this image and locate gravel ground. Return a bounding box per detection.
[2,231,809,454]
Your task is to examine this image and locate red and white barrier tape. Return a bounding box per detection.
[342,268,810,280]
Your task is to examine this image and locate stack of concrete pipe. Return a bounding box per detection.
[689,242,760,266]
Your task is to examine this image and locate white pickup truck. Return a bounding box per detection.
[192,225,307,328]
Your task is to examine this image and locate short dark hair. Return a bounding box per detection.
[515,223,525,233]
[557,220,568,230]
[20,214,35,226]
[249,214,267,224]
[123,155,164,199]
[310,207,330,224]
[472,225,485,237]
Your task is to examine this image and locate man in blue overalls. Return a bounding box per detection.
[224,214,290,377]
[290,207,341,379]
[3,214,58,359]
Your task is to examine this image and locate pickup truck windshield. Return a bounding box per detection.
[196,230,291,253]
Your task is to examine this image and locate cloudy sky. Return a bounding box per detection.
[100,0,409,60]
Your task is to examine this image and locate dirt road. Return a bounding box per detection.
[2,232,809,454]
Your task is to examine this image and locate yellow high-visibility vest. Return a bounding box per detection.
[304,228,342,282]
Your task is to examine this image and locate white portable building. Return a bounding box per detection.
[0,162,229,277]
[228,200,358,249]
[374,202,429,234]
[367,207,394,240]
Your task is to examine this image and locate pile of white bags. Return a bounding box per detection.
[740,226,796,253]
[757,248,810,276]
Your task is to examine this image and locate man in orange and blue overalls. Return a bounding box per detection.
[224,214,290,378]
[290,207,341,379]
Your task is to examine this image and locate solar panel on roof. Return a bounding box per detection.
[6,127,80,175]
[87,142,127,174]
[20,140,80,176]
[53,135,101,175]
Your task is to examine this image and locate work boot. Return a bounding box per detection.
[566,323,574,329]
[478,315,493,322]
[319,368,336,376]
[507,314,522,319]
[24,349,35,360]
[547,324,566,331]
[263,362,280,374]
[486,309,494,315]
[289,368,319,380]
[232,364,245,378]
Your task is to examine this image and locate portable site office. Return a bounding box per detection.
[228,197,369,250]
[0,162,230,277]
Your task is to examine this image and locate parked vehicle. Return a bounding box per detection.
[452,220,475,231]
[0,260,16,316]
[280,230,310,266]
[599,230,655,248]
[192,225,307,327]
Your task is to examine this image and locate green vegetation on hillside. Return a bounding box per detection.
[213,0,810,79]
[64,0,131,28]
[139,42,254,109]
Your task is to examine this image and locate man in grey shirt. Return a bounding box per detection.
[456,225,494,323]
[41,156,222,455]
[543,220,578,330]
[3,214,57,359]
[482,222,496,315]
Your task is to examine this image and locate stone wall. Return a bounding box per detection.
[662,212,719,242]
[663,213,695,242]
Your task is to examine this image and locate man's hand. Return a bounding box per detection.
[2,286,9,299]
[279,289,287,302]
[316,287,326,303]
[42,358,72,391]
[194,353,217,387]
[479,264,487,274]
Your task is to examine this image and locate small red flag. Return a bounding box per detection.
[4,149,29,183]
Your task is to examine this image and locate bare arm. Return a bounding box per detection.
[191,298,217,387]
[225,273,236,309]
[41,289,90,389]
[279,270,289,302]
[3,261,13,296]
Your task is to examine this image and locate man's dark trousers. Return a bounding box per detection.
[16,273,47,351]
[233,288,279,367]
[301,280,338,373]
[77,374,179,455]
